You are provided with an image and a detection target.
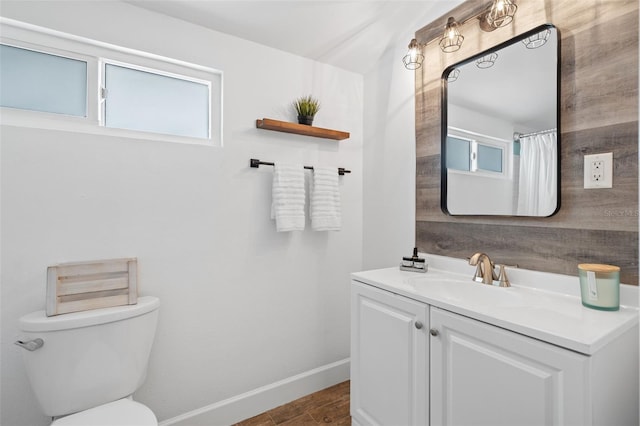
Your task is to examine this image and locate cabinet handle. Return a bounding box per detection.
[429,328,439,337]
[415,321,423,329]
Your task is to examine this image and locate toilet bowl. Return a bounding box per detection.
[16,296,160,425]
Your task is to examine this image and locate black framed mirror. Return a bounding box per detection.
[441,24,559,217]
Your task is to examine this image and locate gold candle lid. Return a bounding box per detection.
[578,264,620,272]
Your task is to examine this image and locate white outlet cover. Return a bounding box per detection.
[584,152,613,189]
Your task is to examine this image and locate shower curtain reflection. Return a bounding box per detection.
[517,131,557,216]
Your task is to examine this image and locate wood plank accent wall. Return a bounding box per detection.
[414,0,639,284]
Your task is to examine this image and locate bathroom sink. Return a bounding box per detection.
[404,269,468,285]
[404,269,526,307]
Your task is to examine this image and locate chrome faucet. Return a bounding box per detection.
[469,252,498,285]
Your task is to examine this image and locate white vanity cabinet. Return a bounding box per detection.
[350,281,428,426]
[351,267,639,426]
[430,306,588,425]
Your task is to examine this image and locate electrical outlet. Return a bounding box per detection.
[584,152,613,189]
[591,160,604,182]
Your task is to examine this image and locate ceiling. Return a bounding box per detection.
[126,0,465,74]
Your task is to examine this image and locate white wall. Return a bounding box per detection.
[0,2,362,425]
[361,0,464,270]
[362,37,416,270]
[448,103,515,142]
[446,171,515,215]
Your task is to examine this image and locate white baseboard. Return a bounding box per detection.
[159,358,350,426]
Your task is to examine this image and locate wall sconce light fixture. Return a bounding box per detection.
[485,0,518,29]
[402,38,425,70]
[439,17,464,53]
[403,0,517,71]
[476,52,498,68]
[522,28,551,49]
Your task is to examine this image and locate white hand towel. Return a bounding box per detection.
[271,163,305,232]
[311,167,341,231]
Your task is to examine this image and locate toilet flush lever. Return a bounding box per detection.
[15,338,44,351]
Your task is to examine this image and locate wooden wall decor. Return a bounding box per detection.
[46,258,138,316]
[414,0,639,284]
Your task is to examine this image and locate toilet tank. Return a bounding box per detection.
[17,296,160,417]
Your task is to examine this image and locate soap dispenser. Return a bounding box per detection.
[400,247,427,273]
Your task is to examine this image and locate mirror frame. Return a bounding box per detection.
[440,24,561,217]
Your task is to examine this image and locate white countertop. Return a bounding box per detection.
[352,255,639,355]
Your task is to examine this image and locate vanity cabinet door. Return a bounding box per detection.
[429,307,589,426]
[351,281,429,426]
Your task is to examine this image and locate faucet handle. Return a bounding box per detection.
[496,264,518,287]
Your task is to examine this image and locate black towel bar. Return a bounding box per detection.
[250,158,351,176]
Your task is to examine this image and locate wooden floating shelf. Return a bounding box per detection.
[256,118,350,141]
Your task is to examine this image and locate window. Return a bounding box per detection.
[0,18,223,146]
[103,62,210,139]
[477,144,502,173]
[0,44,87,117]
[446,135,471,171]
[446,128,509,176]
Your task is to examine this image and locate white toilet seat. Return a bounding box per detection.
[51,398,157,426]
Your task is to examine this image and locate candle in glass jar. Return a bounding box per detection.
[578,264,620,311]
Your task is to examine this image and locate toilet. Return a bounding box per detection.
[15,296,160,425]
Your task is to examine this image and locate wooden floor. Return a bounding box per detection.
[233,381,351,426]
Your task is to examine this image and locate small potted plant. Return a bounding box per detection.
[293,95,320,126]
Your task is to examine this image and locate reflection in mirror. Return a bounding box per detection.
[442,25,559,217]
